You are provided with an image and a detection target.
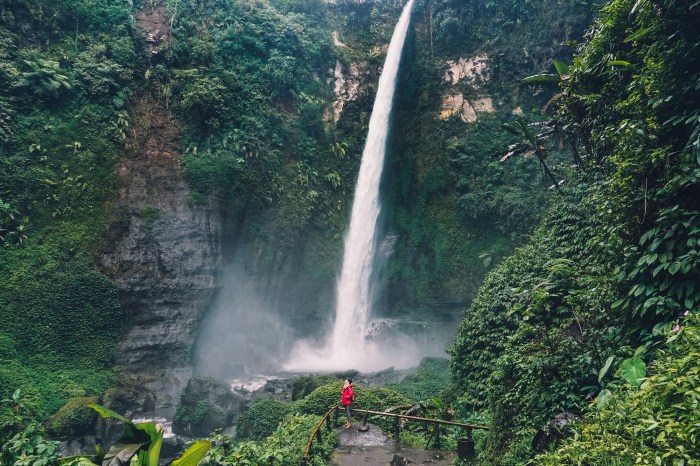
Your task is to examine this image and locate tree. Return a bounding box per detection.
[499,117,560,189]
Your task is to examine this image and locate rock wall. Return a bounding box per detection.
[100,94,223,373]
[100,1,222,381]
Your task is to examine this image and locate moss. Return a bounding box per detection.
[44,396,98,438]
[390,357,451,402]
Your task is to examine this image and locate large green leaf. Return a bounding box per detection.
[521,74,560,85]
[102,442,143,466]
[619,357,647,387]
[552,60,571,77]
[598,356,615,383]
[595,389,612,410]
[87,403,131,424]
[608,60,636,71]
[87,403,149,445]
[136,423,163,466]
[171,441,212,466]
[624,26,654,42]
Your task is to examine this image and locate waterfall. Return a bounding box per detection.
[329,0,414,365]
[286,0,415,371]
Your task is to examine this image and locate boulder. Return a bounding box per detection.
[172,376,243,437]
[45,396,98,439]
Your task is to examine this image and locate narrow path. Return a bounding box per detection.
[331,424,457,466]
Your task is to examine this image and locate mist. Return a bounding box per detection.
[194,255,294,379]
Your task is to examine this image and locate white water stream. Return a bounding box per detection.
[286,0,415,371]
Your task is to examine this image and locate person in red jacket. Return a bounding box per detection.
[341,378,355,429]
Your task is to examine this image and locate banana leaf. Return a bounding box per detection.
[552,60,571,78]
[171,441,212,466]
[521,73,560,85]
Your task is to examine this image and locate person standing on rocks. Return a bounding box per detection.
[342,378,355,429]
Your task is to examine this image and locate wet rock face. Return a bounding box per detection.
[172,376,243,437]
[326,59,370,122]
[100,96,223,372]
[99,0,222,377]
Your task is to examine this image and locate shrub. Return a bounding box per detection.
[290,374,339,401]
[203,414,337,466]
[534,311,700,466]
[236,399,292,441]
[390,357,450,402]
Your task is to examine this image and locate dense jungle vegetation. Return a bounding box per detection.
[448,0,700,464]
[1,0,699,464]
[0,0,134,420]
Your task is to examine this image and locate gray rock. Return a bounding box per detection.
[58,436,97,458]
[100,98,223,380]
[391,454,411,466]
[337,423,391,447]
[532,411,579,453]
[172,376,243,437]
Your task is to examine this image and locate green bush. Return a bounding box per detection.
[290,374,340,401]
[203,414,337,466]
[390,357,450,402]
[535,311,700,466]
[448,0,700,463]
[236,399,292,441]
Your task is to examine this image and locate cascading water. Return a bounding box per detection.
[286,0,415,371]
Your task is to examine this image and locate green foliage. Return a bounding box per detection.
[535,311,700,466]
[44,397,98,438]
[236,399,292,441]
[203,414,337,466]
[1,423,60,466]
[382,2,573,313]
[76,403,211,466]
[390,357,451,402]
[0,0,136,421]
[0,196,28,244]
[14,403,212,466]
[617,204,700,319]
[618,357,646,388]
[290,374,340,401]
[448,0,700,464]
[0,239,124,365]
[17,57,73,99]
[174,398,210,427]
[162,0,360,291]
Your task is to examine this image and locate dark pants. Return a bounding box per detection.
[345,404,351,423]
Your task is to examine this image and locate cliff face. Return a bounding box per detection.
[100,94,223,372]
[99,1,223,377]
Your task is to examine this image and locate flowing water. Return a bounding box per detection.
[286,0,415,372]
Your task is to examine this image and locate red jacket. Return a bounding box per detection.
[341,385,355,406]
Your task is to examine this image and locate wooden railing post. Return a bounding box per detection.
[394,415,400,438]
[434,421,440,450]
